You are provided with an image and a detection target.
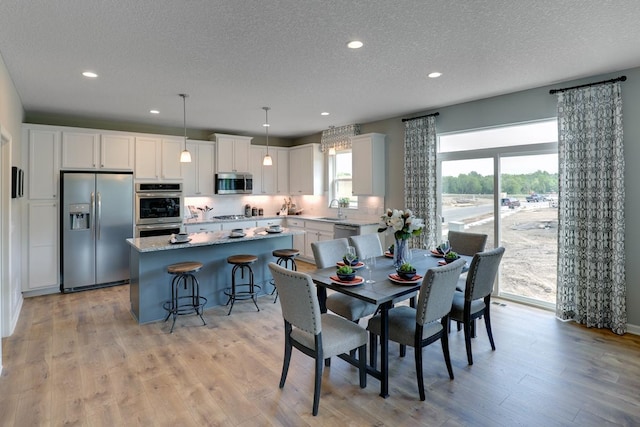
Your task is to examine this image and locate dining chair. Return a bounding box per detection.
[449,246,505,365]
[447,230,488,256]
[348,233,383,259]
[367,258,466,401]
[269,262,367,416]
[311,239,377,323]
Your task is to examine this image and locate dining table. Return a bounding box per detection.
[308,248,471,398]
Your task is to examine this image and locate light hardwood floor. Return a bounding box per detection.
[2,262,640,426]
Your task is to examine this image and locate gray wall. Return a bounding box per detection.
[312,67,640,328]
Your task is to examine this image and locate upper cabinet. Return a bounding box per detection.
[351,133,386,196]
[182,140,215,196]
[135,137,183,180]
[289,143,323,195]
[214,133,252,173]
[61,131,134,170]
[27,127,60,200]
[275,148,289,195]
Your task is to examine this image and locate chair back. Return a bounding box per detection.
[416,258,466,325]
[269,262,321,335]
[448,230,488,256]
[464,247,506,301]
[311,238,350,268]
[349,234,383,259]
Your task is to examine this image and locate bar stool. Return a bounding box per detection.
[163,261,207,333]
[270,249,299,303]
[225,254,260,315]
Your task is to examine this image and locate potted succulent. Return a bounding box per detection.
[444,251,460,263]
[336,265,356,281]
[396,262,417,280]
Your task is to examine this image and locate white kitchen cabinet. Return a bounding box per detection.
[220,220,256,231]
[61,131,134,171]
[27,128,60,200]
[303,220,334,260]
[182,140,215,196]
[25,201,58,290]
[256,218,283,228]
[214,133,252,173]
[276,148,289,195]
[289,143,323,195]
[249,146,276,194]
[135,137,183,180]
[184,222,222,234]
[285,218,306,258]
[351,133,386,196]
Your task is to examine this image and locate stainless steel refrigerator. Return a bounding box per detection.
[60,171,133,292]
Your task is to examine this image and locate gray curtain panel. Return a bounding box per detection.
[555,81,626,335]
[403,115,438,250]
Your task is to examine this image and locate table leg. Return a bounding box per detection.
[380,302,390,398]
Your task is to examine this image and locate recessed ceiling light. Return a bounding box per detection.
[347,40,363,49]
[428,72,442,78]
[149,110,160,114]
[82,71,98,78]
[321,112,330,116]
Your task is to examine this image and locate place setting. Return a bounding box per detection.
[388,261,423,285]
[169,232,191,244]
[331,246,366,286]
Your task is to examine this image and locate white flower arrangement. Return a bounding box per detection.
[378,208,424,240]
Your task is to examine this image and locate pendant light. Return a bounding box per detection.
[262,106,273,166]
[179,93,192,163]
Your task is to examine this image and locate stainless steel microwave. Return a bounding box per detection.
[215,173,253,194]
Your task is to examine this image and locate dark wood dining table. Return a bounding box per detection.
[308,248,471,398]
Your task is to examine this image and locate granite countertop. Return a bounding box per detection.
[126,227,302,253]
[183,215,379,227]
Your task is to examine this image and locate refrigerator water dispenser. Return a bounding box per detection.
[69,203,90,230]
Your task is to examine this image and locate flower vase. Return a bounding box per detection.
[394,237,409,268]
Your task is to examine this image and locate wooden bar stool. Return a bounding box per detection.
[163,261,207,333]
[225,254,260,315]
[270,249,299,303]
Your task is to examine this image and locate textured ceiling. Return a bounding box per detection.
[1,1,640,138]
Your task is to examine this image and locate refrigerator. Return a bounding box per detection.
[60,171,133,292]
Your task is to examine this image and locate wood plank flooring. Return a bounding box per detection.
[2,261,640,426]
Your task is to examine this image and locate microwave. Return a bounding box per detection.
[215,173,253,194]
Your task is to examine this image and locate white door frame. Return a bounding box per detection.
[1,126,12,339]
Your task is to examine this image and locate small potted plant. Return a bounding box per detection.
[444,251,460,263]
[396,262,417,280]
[336,265,356,281]
[339,197,350,208]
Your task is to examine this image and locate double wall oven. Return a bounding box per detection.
[135,183,183,237]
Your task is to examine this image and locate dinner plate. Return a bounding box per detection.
[336,261,365,269]
[169,238,192,244]
[438,259,465,266]
[430,249,445,258]
[266,229,283,234]
[384,251,394,258]
[388,273,423,284]
[330,275,364,286]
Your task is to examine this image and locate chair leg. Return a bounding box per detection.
[463,320,474,365]
[441,318,454,380]
[414,328,425,401]
[313,352,323,416]
[369,333,377,369]
[358,344,367,388]
[280,323,293,388]
[399,344,406,357]
[484,299,496,351]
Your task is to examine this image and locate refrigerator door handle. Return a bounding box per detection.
[90,192,96,237]
[97,192,102,240]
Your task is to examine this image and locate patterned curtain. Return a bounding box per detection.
[404,115,438,250]
[555,81,626,335]
[320,124,360,152]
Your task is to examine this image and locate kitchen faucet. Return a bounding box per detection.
[329,199,344,219]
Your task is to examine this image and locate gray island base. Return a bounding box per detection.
[126,227,301,324]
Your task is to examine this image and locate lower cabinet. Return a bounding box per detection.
[184,222,222,234]
[286,219,334,261]
[26,201,59,290]
[220,220,256,231]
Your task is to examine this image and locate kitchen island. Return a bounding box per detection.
[126,227,302,324]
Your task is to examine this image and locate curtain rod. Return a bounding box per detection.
[549,76,627,94]
[402,112,439,122]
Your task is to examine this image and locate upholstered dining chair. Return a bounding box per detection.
[367,258,466,401]
[348,233,383,259]
[449,246,505,365]
[447,230,488,256]
[269,262,367,416]
[311,239,377,323]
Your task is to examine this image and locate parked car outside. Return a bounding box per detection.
[526,193,545,202]
[501,197,521,208]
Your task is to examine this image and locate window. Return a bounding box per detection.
[329,150,357,207]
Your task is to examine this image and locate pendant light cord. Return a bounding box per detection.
[181,93,188,149]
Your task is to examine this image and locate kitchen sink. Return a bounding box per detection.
[317,217,344,221]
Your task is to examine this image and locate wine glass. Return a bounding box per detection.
[345,246,357,266]
[439,240,450,255]
[422,233,430,256]
[364,254,376,283]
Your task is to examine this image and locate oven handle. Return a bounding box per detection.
[136,223,182,230]
[135,192,183,198]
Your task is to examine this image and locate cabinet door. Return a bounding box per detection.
[352,133,385,196]
[161,138,183,179]
[276,148,289,195]
[196,143,215,195]
[61,131,99,169]
[249,146,265,194]
[289,144,322,195]
[220,220,256,231]
[101,134,134,170]
[29,129,60,200]
[216,137,235,172]
[182,141,198,195]
[292,229,306,256]
[135,137,160,179]
[233,138,250,172]
[27,201,58,289]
